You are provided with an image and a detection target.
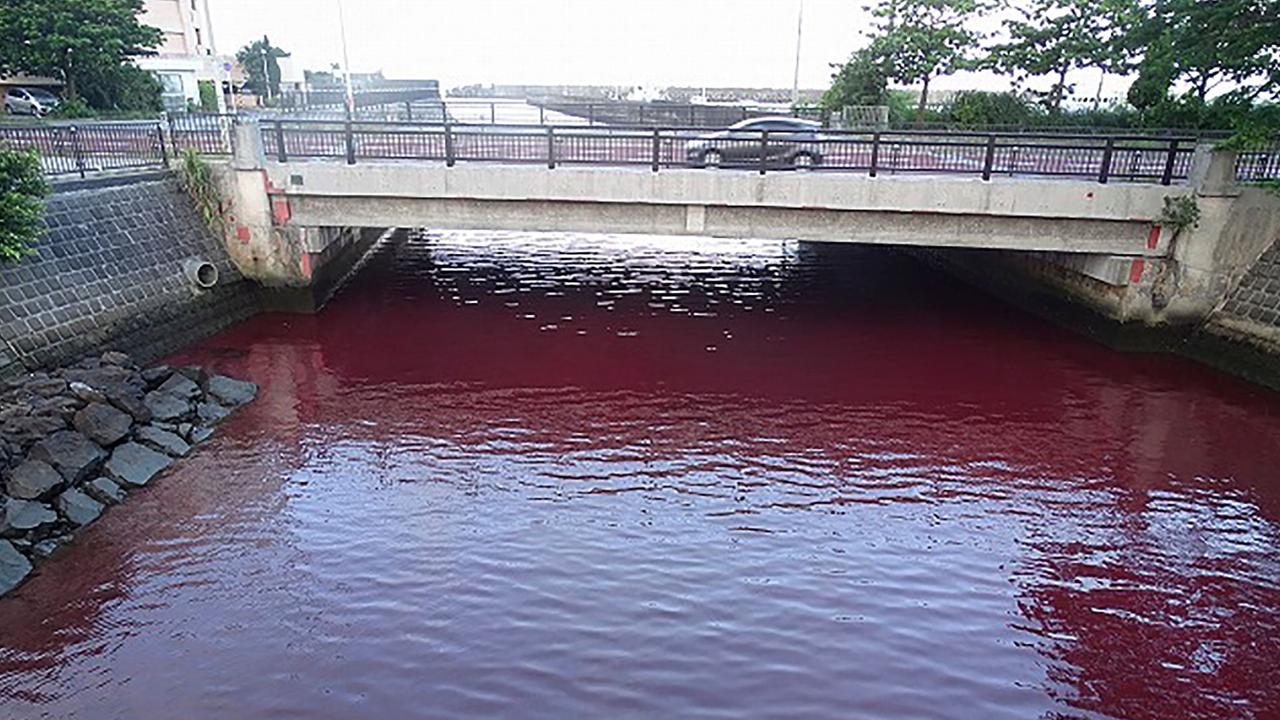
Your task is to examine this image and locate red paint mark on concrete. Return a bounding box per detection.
[271,197,292,225]
[1147,225,1161,250]
[1129,258,1145,284]
[236,224,251,242]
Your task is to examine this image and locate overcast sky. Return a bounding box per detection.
[205,0,1127,98]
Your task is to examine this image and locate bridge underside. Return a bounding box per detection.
[283,194,1162,257]
[265,161,1175,259]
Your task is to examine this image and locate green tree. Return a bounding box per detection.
[865,0,986,120]
[984,0,1136,114]
[76,62,163,113]
[1126,31,1175,111]
[0,0,161,101]
[822,48,891,109]
[237,37,290,100]
[1132,0,1280,103]
[0,149,49,263]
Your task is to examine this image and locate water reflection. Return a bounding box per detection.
[1,231,1277,719]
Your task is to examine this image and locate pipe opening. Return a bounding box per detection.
[183,259,219,290]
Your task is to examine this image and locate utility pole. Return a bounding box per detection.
[791,0,804,107]
[337,0,356,114]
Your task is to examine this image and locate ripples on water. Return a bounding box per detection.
[1,230,1279,719]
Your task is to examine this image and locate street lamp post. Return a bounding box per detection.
[336,0,356,114]
[791,0,804,107]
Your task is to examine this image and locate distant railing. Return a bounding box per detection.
[1236,145,1280,183]
[167,113,236,155]
[260,119,1202,185]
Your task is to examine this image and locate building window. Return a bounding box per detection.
[158,73,187,111]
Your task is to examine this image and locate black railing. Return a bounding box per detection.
[168,113,236,155]
[0,121,167,177]
[260,119,1203,185]
[0,113,236,177]
[1236,145,1280,183]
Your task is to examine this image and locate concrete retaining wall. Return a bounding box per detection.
[0,174,263,376]
[1208,233,1280,354]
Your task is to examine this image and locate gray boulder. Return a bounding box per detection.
[158,373,202,401]
[140,365,173,389]
[143,391,189,422]
[68,381,108,404]
[189,427,214,444]
[1,413,67,445]
[105,442,172,488]
[0,540,32,595]
[2,498,58,532]
[32,536,70,559]
[6,459,63,500]
[26,377,67,397]
[175,365,210,387]
[206,376,258,406]
[197,402,232,425]
[29,430,107,483]
[100,351,133,367]
[136,425,191,457]
[85,477,127,505]
[73,403,134,447]
[56,487,104,527]
[105,388,151,424]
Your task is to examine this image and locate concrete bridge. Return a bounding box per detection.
[217,121,1280,327]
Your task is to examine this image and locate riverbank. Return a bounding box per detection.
[0,350,256,596]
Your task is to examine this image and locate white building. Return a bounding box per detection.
[135,0,234,111]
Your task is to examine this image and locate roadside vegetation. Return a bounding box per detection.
[821,0,1280,141]
[0,0,163,115]
[0,148,49,262]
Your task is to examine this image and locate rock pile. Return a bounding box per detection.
[0,351,257,596]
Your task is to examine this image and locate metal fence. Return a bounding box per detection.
[167,113,236,155]
[260,119,1202,185]
[1236,145,1280,183]
[0,114,235,177]
[0,113,1274,186]
[0,121,167,177]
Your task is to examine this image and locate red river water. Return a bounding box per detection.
[1,231,1279,719]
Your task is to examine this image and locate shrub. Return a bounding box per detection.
[198,80,219,112]
[48,97,95,119]
[0,149,49,262]
[949,91,1032,127]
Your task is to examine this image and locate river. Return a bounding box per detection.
[1,230,1278,719]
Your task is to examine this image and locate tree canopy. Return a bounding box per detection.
[864,0,986,118]
[822,48,891,109]
[0,0,161,101]
[985,0,1136,113]
[1133,0,1280,104]
[237,37,291,100]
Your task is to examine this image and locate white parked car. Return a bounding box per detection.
[4,87,62,116]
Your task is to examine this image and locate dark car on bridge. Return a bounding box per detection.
[685,117,823,169]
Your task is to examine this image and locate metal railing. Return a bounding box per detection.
[167,113,236,155]
[0,113,236,177]
[260,119,1202,185]
[1236,145,1280,183]
[0,113,1271,187]
[0,121,167,177]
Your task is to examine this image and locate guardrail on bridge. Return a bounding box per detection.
[260,119,1204,185]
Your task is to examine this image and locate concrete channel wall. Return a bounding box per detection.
[0,174,262,377]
